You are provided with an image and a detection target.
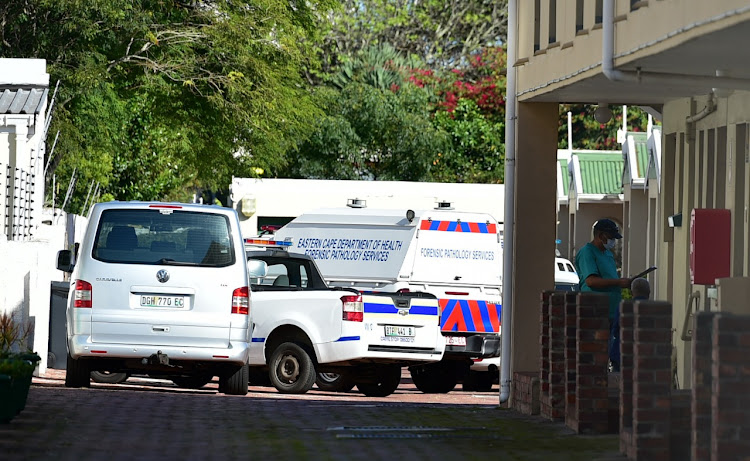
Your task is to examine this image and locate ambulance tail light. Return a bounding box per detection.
[231,286,250,315]
[397,288,411,294]
[341,295,364,322]
[74,280,93,308]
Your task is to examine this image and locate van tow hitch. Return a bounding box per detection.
[143,351,170,366]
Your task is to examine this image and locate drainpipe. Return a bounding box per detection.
[685,91,716,140]
[602,0,750,91]
[499,0,517,405]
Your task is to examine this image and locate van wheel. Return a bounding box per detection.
[409,363,457,393]
[356,365,401,397]
[316,372,355,392]
[90,371,130,384]
[65,353,90,388]
[219,364,248,395]
[269,342,316,394]
[172,374,214,389]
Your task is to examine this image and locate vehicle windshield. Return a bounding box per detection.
[92,209,235,267]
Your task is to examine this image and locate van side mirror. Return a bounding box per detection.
[247,259,268,279]
[57,250,74,272]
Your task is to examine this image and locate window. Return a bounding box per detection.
[534,0,541,51]
[595,0,603,24]
[93,209,234,267]
[575,0,584,32]
[548,0,557,44]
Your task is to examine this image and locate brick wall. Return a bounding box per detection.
[564,292,578,424]
[691,311,714,461]
[619,300,635,457]
[710,313,750,460]
[541,292,565,421]
[570,292,609,434]
[512,372,540,415]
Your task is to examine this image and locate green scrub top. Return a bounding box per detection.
[575,242,621,320]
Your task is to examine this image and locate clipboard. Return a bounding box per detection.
[631,266,657,279]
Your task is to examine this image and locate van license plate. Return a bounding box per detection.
[140,295,185,308]
[385,325,415,337]
[445,336,466,346]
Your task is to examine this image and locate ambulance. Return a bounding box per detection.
[274,201,502,393]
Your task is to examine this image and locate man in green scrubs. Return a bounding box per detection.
[574,218,631,372]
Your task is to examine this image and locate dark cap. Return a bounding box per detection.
[593,218,622,239]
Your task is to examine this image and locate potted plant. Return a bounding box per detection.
[0,311,40,423]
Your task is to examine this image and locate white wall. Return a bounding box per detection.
[230,178,505,237]
[0,223,66,374]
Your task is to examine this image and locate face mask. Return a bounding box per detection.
[604,238,616,250]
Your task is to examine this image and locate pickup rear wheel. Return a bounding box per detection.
[269,342,316,394]
[65,353,90,388]
[356,365,401,397]
[316,372,355,392]
[409,362,457,393]
[90,371,130,384]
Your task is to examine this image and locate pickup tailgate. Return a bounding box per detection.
[359,292,442,353]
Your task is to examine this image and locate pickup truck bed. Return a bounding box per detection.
[246,248,445,396]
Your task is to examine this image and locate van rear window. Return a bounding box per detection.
[92,209,235,267]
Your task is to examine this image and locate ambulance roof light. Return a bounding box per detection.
[435,201,453,210]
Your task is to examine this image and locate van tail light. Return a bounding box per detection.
[341,295,364,322]
[232,286,250,315]
[74,280,92,308]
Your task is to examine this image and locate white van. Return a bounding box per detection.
[275,203,502,393]
[554,256,580,291]
[56,202,252,395]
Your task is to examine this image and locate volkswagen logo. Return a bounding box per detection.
[156,270,170,283]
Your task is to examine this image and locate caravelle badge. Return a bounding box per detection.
[156,270,170,283]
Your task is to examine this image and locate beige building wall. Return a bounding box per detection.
[512,101,559,375]
[510,0,750,393]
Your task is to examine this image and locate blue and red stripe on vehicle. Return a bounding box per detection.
[419,220,497,234]
[439,299,501,333]
[363,302,439,316]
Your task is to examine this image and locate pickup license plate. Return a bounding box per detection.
[385,325,415,337]
[140,295,185,308]
[445,336,467,346]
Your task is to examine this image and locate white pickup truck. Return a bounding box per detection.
[244,239,445,396]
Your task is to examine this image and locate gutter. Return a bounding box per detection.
[499,0,517,405]
[603,0,750,91]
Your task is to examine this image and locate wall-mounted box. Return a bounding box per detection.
[690,209,730,285]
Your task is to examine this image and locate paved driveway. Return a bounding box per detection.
[0,370,621,461]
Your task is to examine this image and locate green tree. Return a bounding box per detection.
[558,104,659,150]
[1,0,337,212]
[316,0,508,76]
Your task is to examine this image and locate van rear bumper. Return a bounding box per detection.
[444,334,501,358]
[68,335,250,365]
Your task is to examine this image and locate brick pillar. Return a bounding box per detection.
[564,292,578,427]
[711,313,750,461]
[670,390,692,461]
[572,292,609,434]
[539,291,552,417]
[619,300,635,457]
[542,292,565,421]
[632,301,672,460]
[691,311,715,461]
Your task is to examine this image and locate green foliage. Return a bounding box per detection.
[318,0,508,74]
[1,0,338,212]
[287,82,449,181]
[559,104,659,150]
[432,99,505,183]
